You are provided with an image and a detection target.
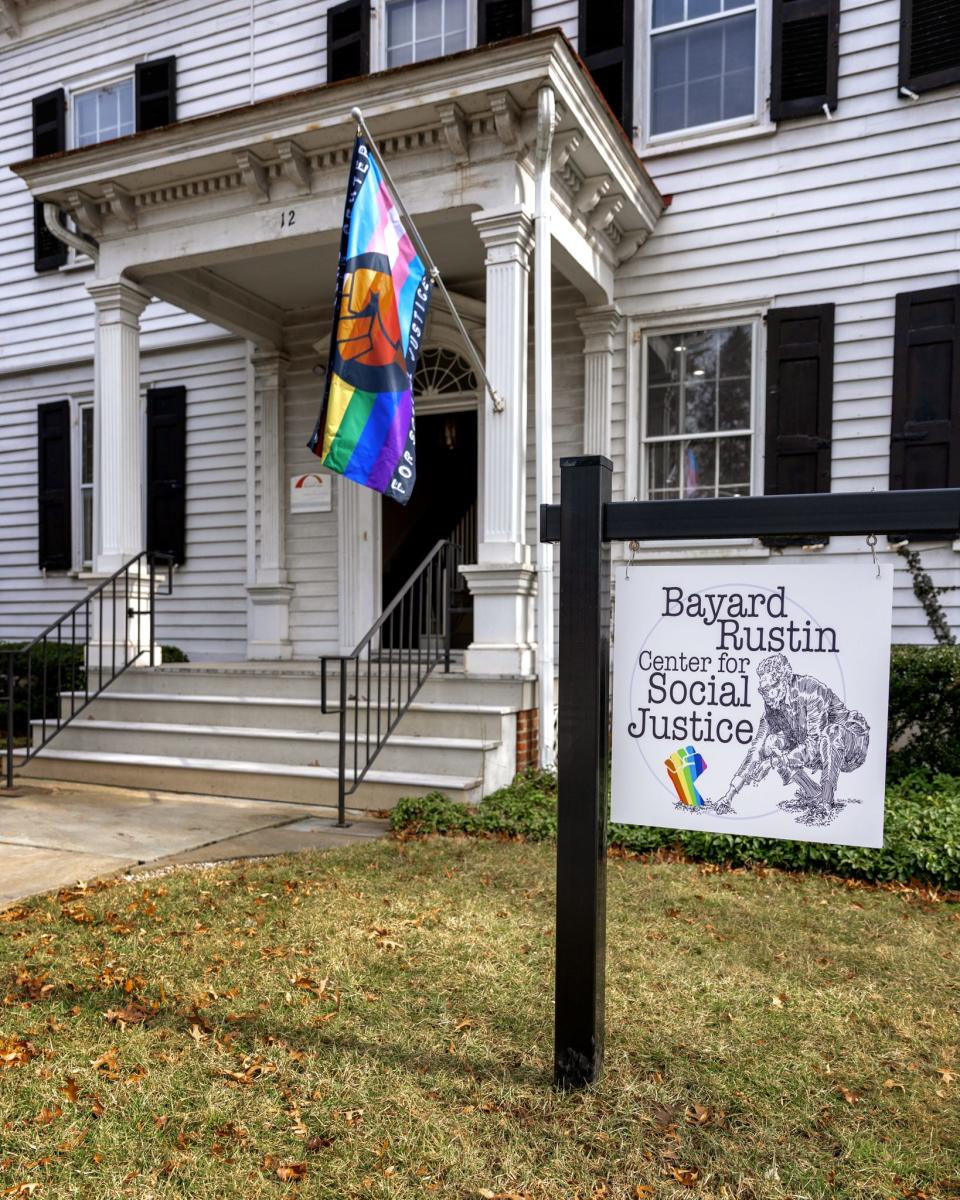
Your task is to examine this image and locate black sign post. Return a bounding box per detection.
[541,455,960,1089]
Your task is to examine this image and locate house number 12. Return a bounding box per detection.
[280,209,296,229]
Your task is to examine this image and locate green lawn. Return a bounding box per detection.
[0,838,957,1199]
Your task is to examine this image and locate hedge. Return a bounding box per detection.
[0,642,188,740]
[887,644,960,778]
[391,769,960,890]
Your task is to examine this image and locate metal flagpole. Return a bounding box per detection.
[350,106,505,414]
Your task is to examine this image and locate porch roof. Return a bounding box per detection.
[11,30,664,339]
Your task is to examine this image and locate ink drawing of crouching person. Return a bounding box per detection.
[715,653,869,826]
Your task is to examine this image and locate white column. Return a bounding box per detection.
[247,349,294,659]
[461,207,537,677]
[578,304,621,457]
[88,278,150,575]
[86,278,153,671]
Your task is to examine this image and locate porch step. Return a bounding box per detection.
[22,748,483,810]
[31,718,501,779]
[104,664,537,709]
[61,692,514,740]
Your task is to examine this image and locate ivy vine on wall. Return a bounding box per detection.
[894,543,957,645]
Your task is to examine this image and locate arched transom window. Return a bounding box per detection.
[413,347,478,398]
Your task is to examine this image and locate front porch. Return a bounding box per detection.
[13,30,662,784]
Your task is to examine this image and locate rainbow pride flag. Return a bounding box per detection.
[665,745,708,808]
[308,135,432,504]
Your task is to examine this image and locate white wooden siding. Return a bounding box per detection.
[283,312,341,658]
[0,336,249,659]
[616,0,960,643]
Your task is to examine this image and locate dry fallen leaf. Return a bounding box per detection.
[633,1188,655,1198]
[882,1078,905,1092]
[672,1168,699,1187]
[0,1037,36,1071]
[837,1086,861,1104]
[276,1162,307,1182]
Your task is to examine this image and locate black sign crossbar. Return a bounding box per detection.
[541,468,960,545]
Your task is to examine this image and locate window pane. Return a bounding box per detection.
[647,333,681,385]
[388,0,413,46]
[719,436,751,493]
[647,441,681,498]
[652,0,683,28]
[418,0,442,38]
[718,378,750,429]
[689,0,723,16]
[82,490,93,567]
[684,329,719,379]
[81,408,94,484]
[416,35,442,59]
[647,386,680,437]
[446,0,467,32]
[718,323,751,376]
[684,379,717,433]
[445,28,466,52]
[388,43,413,66]
[117,78,135,135]
[682,438,716,498]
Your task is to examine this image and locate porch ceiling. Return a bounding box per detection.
[12,30,663,339]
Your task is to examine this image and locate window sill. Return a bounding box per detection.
[614,538,771,562]
[61,255,95,274]
[640,119,776,159]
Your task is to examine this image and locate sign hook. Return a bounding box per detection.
[866,532,880,579]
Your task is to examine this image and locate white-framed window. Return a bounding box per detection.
[647,0,758,140]
[384,0,468,67]
[79,404,94,568]
[640,320,757,501]
[73,77,134,148]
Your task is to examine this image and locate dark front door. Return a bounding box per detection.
[381,409,477,648]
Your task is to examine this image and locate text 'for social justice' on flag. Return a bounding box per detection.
[307,135,432,504]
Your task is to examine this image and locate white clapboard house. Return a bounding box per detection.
[1,0,957,810]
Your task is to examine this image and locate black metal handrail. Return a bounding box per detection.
[320,538,460,826]
[4,550,173,788]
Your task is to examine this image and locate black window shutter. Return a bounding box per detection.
[327,0,370,82]
[34,201,67,273]
[771,0,840,120]
[900,0,960,94]
[32,88,66,157]
[763,305,834,543]
[478,0,530,44]
[146,386,187,566]
[890,286,960,508]
[578,0,634,132]
[37,400,72,571]
[136,57,177,131]
[32,89,68,273]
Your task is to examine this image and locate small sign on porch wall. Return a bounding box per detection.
[611,563,894,848]
[290,472,332,513]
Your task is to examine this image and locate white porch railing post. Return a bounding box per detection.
[460,207,537,680]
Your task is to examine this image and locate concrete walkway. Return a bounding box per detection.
[0,778,388,905]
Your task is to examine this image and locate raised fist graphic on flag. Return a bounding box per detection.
[337,263,407,371]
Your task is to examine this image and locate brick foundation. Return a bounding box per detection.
[515,707,539,773]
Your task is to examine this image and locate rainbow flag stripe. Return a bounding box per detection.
[308,135,432,504]
[665,745,708,808]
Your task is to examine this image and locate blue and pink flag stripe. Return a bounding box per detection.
[308,135,432,504]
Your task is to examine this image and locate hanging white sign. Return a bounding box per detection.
[611,562,893,848]
[290,472,332,513]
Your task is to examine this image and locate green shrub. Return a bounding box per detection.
[888,644,960,778]
[0,642,86,739]
[391,769,960,889]
[160,645,190,664]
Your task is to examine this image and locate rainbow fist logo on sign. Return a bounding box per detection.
[308,136,432,504]
[665,745,708,809]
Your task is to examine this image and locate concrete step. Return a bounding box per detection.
[21,748,483,810]
[102,664,536,710]
[60,692,514,741]
[32,718,502,779]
